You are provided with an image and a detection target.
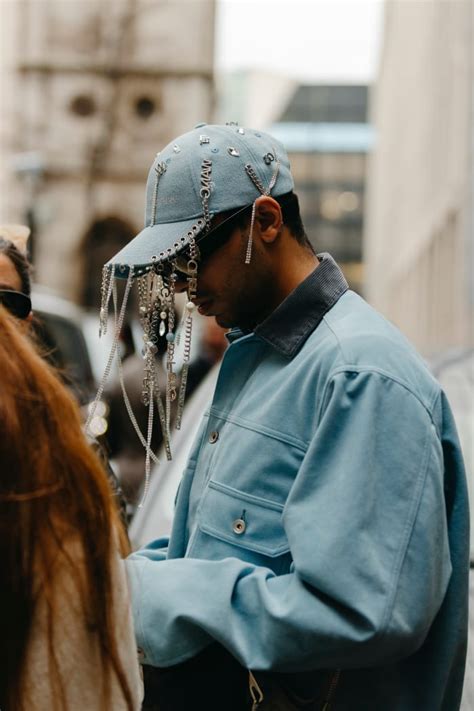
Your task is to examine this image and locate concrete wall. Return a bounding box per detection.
[364,0,473,354]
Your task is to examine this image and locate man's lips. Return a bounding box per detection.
[194,297,213,315]
[197,301,213,316]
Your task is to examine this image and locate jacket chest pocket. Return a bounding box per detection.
[187,480,292,575]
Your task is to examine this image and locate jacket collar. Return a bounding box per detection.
[250,253,348,358]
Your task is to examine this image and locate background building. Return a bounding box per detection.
[270,84,374,292]
[364,0,473,355]
[0,0,215,305]
[365,9,473,694]
[215,69,296,130]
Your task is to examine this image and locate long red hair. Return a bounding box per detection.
[0,306,133,709]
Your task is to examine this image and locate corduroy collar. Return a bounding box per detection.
[252,253,348,358]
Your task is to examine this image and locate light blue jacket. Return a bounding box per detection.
[127,258,469,709]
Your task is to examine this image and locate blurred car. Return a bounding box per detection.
[31,285,97,406]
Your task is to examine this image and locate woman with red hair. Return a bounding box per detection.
[0,305,142,709]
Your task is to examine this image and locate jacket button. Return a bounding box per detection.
[233,518,246,534]
[209,430,219,444]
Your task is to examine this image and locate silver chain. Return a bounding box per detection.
[113,282,160,465]
[243,153,281,264]
[86,267,134,435]
[175,231,198,429]
[138,378,154,508]
[165,270,177,436]
[151,161,167,226]
[245,201,258,265]
[99,265,114,337]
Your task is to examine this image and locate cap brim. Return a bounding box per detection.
[107,217,206,278]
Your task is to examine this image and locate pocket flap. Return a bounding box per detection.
[198,480,290,557]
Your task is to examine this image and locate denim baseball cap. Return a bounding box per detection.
[108,123,294,276]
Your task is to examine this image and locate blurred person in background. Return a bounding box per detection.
[0,224,128,522]
[104,124,468,710]
[0,306,142,710]
[0,225,32,321]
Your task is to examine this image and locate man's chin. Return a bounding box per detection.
[214,313,234,329]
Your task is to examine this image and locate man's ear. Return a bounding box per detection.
[254,196,283,244]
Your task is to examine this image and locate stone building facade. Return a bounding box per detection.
[0,0,215,304]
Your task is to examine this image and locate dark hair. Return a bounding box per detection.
[0,239,31,296]
[275,191,313,250]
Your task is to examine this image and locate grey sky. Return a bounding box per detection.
[215,0,384,82]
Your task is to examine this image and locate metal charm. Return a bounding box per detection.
[99,265,114,337]
[175,231,200,430]
[151,162,167,226]
[199,135,210,145]
[228,147,240,157]
[200,159,213,230]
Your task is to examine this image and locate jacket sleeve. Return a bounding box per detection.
[126,369,452,671]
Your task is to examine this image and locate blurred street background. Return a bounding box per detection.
[0,0,473,702]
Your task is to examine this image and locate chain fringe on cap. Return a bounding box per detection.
[86,266,134,435]
[92,157,215,506]
[92,140,279,508]
[113,281,160,465]
[174,161,211,428]
[99,265,114,337]
[175,229,199,429]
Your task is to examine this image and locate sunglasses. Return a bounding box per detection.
[0,290,32,319]
[159,205,253,281]
[197,204,252,261]
[155,205,254,283]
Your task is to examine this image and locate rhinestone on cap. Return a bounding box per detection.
[228,147,240,157]
[200,135,210,145]
[173,144,181,153]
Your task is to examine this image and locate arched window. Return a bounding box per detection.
[78,216,136,309]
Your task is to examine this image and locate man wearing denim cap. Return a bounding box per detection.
[108,123,469,709]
